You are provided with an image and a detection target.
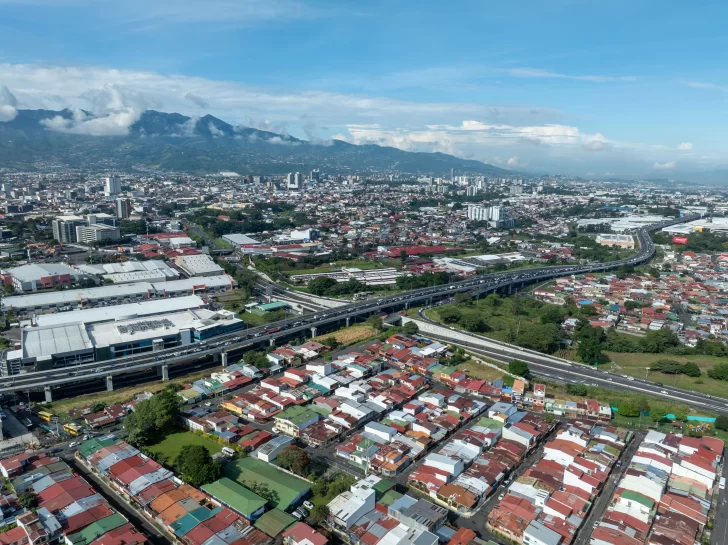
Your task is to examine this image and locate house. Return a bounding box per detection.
[283,523,327,545]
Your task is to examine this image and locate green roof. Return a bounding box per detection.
[224,457,311,511]
[254,509,296,537]
[78,436,121,459]
[275,405,327,426]
[257,302,290,311]
[67,513,127,545]
[438,365,458,375]
[476,417,504,429]
[202,478,268,517]
[178,389,201,401]
[378,490,403,507]
[621,490,654,508]
[372,478,395,499]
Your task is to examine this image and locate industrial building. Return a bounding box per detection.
[78,260,181,284]
[595,233,635,249]
[6,307,244,374]
[4,262,83,292]
[222,233,261,247]
[1,274,235,315]
[174,254,225,276]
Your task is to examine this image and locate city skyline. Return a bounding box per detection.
[0,0,727,180]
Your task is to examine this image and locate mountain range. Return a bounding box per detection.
[0,109,510,177]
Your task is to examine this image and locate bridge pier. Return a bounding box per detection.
[106,375,113,392]
[44,386,52,404]
[162,364,169,381]
[310,327,317,337]
[269,338,275,347]
[221,353,228,367]
[508,284,512,295]
[346,317,351,327]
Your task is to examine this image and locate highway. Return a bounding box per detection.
[0,216,697,397]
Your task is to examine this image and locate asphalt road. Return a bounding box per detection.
[416,323,728,416]
[573,431,644,545]
[713,457,728,545]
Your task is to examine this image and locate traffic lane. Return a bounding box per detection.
[714,454,728,545]
[574,431,644,545]
[426,335,728,415]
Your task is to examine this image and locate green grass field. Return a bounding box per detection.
[147,430,222,465]
[605,351,728,399]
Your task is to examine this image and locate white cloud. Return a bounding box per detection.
[677,142,693,151]
[505,67,638,83]
[208,121,224,137]
[652,160,677,170]
[0,85,18,122]
[184,92,208,108]
[507,156,520,166]
[687,81,728,91]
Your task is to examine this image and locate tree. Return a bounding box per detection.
[308,277,338,296]
[366,315,383,331]
[640,328,680,353]
[624,300,644,311]
[709,362,728,381]
[18,491,37,510]
[636,397,651,415]
[460,314,487,333]
[681,362,701,377]
[540,305,566,324]
[566,384,588,396]
[617,400,640,418]
[400,249,408,264]
[648,267,661,279]
[309,504,329,525]
[177,445,222,487]
[715,415,728,431]
[243,351,270,369]
[321,336,340,350]
[651,359,685,374]
[402,321,419,335]
[483,294,502,307]
[91,401,107,413]
[439,307,462,324]
[651,406,668,422]
[453,292,473,305]
[516,323,561,353]
[508,360,531,380]
[673,405,688,421]
[277,446,310,476]
[124,389,179,446]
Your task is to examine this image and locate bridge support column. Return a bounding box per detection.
[310,327,317,338]
[221,353,228,367]
[269,338,275,347]
[44,386,52,404]
[106,375,114,391]
[346,317,351,327]
[162,364,169,381]
[508,284,512,295]
[405,302,409,309]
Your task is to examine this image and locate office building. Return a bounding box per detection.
[115,197,132,219]
[310,169,321,181]
[287,172,303,190]
[52,215,86,243]
[105,175,122,196]
[76,223,122,244]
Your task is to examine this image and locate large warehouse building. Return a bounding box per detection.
[2,275,235,316]
[5,307,244,375]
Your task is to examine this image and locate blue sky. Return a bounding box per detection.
[0,0,727,179]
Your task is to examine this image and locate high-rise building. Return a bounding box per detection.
[466,185,478,197]
[115,198,132,219]
[76,224,121,244]
[105,175,122,196]
[467,205,489,221]
[310,169,321,182]
[287,172,302,190]
[52,216,86,243]
[450,168,454,182]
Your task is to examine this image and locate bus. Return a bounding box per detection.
[37,411,55,423]
[720,477,725,491]
[63,423,82,436]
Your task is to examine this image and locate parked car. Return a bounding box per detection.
[303,501,314,510]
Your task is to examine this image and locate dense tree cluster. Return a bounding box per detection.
[124,389,180,446]
[176,445,222,487]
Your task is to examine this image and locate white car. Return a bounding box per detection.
[69,442,79,448]
[303,501,314,510]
